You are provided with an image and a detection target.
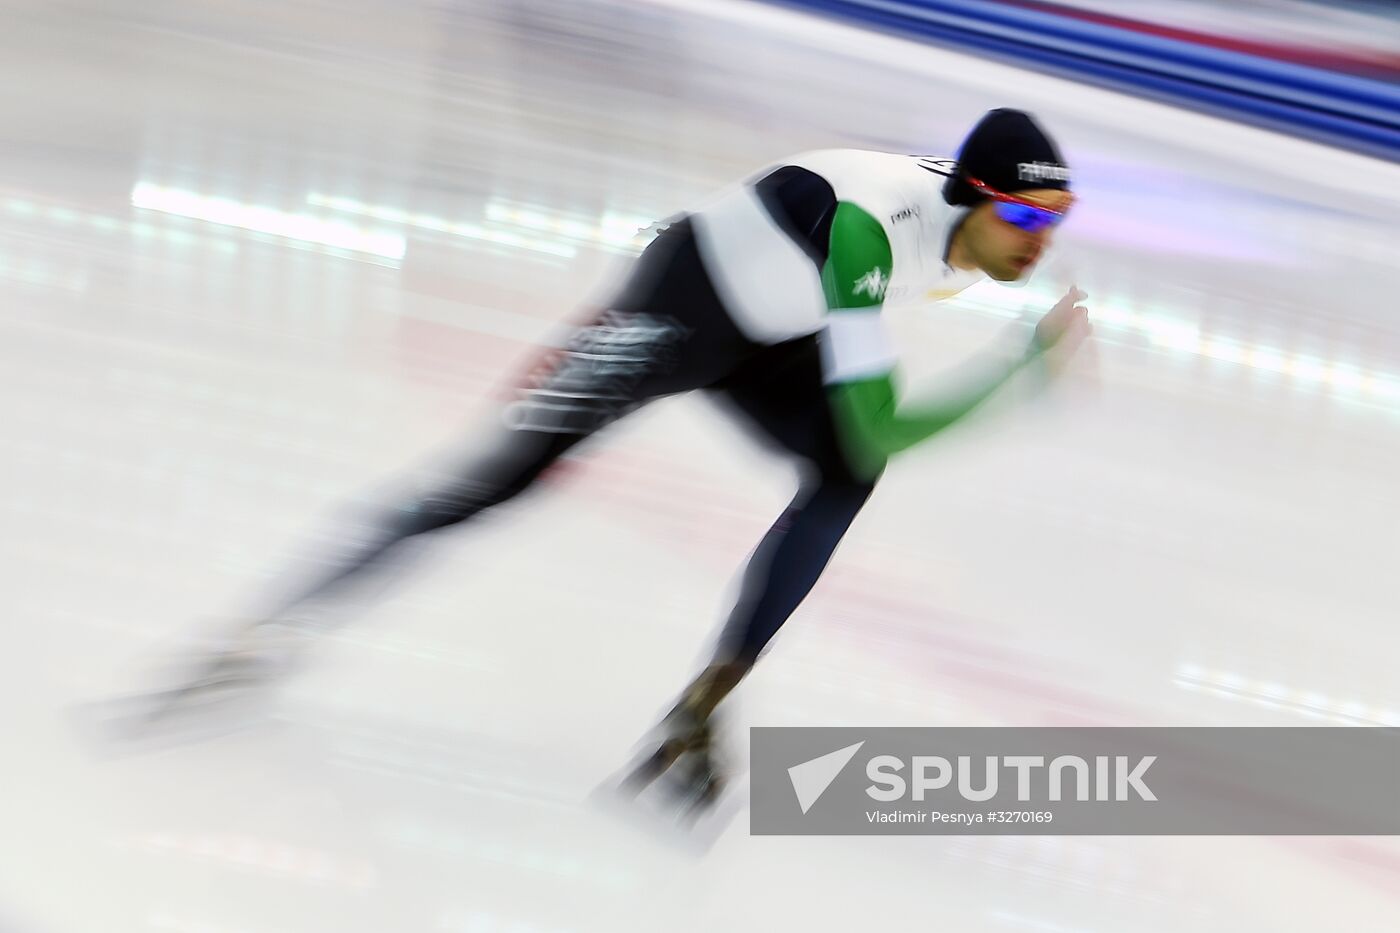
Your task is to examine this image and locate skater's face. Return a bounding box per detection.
[964,188,1072,282]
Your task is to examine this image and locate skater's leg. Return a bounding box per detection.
[134,217,760,725]
[675,474,875,713]
[693,333,879,701]
[626,338,878,797]
[253,427,583,625]
[717,475,875,664]
[135,425,589,717]
[622,473,872,799]
[258,215,753,630]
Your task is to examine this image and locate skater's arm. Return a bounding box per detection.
[826,343,1042,478]
[817,202,1085,478]
[815,200,1029,478]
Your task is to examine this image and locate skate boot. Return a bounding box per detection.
[662,716,727,821]
[155,621,302,705]
[620,697,706,795]
[615,697,727,823]
[96,618,311,736]
[619,661,744,805]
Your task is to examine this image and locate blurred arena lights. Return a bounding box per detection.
[305,193,582,258]
[972,286,1400,415]
[1173,663,1400,725]
[130,183,407,262]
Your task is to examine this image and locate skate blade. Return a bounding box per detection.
[591,757,739,856]
[69,684,274,757]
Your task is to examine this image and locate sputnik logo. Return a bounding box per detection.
[788,741,865,814]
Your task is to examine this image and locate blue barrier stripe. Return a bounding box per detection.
[770,0,1400,162]
[907,0,1400,107]
[820,0,1400,122]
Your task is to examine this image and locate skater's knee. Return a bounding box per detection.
[796,453,877,499]
[800,473,877,520]
[388,445,559,537]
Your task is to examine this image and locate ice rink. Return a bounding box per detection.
[3,0,1400,930]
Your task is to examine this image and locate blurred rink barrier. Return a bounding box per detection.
[765,0,1400,160]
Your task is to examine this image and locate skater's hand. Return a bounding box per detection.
[1033,286,1091,355]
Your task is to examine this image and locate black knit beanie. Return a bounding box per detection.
[943,109,1071,206]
